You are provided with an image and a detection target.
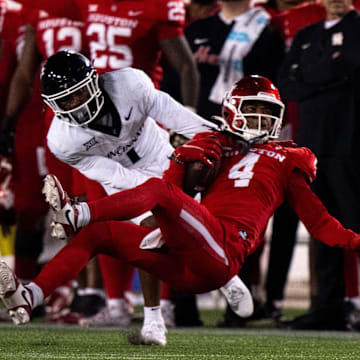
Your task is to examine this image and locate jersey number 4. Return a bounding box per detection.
[228,152,260,187]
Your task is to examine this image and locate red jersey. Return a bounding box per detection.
[164,135,360,262]
[272,3,325,50]
[0,5,30,119]
[14,0,185,87]
[30,9,84,61]
[272,2,360,51]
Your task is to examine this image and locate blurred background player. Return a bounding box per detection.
[0,1,52,320]
[0,0,18,269]
[0,3,92,322]
[278,0,360,330]
[262,0,360,325]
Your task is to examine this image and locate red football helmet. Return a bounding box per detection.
[219,75,284,142]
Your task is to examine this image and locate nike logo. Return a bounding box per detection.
[194,38,209,45]
[128,10,142,16]
[202,123,218,131]
[21,289,32,308]
[65,209,76,233]
[302,43,310,50]
[125,107,133,121]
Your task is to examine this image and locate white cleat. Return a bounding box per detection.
[220,275,254,318]
[79,306,131,328]
[0,261,33,325]
[140,321,167,346]
[161,300,176,328]
[42,174,79,240]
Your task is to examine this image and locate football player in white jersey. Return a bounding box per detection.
[39,50,252,345]
[43,51,213,194]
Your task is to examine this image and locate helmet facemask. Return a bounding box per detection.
[42,69,104,127]
[221,93,284,143]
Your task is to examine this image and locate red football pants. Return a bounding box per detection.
[34,178,233,297]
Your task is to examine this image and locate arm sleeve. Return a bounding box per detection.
[162,160,185,188]
[286,170,360,249]
[73,156,152,194]
[138,71,217,137]
[0,39,16,119]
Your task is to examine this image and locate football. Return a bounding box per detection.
[182,158,222,197]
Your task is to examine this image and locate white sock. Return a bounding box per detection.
[26,283,44,309]
[107,298,126,316]
[78,288,105,298]
[346,297,360,310]
[76,202,91,228]
[143,306,163,325]
[160,299,173,309]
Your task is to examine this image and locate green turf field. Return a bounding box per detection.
[0,310,360,360]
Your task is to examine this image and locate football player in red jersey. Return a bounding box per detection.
[0,3,53,294]
[0,2,18,244]
[1,75,360,344]
[2,8,85,188]
[0,6,87,319]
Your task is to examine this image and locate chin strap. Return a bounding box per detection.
[210,116,268,154]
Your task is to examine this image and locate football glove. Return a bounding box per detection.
[172,136,222,167]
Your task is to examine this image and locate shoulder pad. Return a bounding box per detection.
[286,146,317,182]
[270,140,297,148]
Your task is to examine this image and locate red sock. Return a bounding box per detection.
[34,222,111,297]
[161,282,173,300]
[344,249,359,298]
[98,255,135,298]
[88,178,164,222]
[15,256,41,280]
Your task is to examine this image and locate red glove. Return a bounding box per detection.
[172,136,222,167]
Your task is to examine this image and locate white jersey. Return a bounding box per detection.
[47,67,216,195]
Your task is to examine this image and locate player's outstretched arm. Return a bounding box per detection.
[287,170,360,249]
[160,35,199,110]
[0,25,42,156]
